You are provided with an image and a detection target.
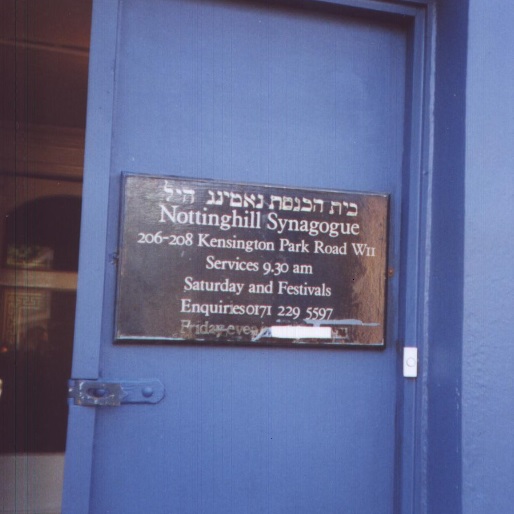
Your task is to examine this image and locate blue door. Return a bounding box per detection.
[64,1,427,512]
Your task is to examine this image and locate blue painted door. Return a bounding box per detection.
[64,1,425,512]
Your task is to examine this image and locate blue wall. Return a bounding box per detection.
[462,1,514,513]
[426,1,468,512]
[428,2,514,512]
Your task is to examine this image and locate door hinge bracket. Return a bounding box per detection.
[68,379,165,407]
[403,347,418,378]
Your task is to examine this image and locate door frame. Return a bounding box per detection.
[62,1,434,513]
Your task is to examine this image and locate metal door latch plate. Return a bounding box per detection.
[68,379,165,406]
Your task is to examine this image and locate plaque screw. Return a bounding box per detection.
[388,268,395,278]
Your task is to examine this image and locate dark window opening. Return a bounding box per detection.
[1,196,81,453]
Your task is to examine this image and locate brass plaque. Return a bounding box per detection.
[115,174,389,347]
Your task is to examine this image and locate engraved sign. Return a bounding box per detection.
[115,175,389,347]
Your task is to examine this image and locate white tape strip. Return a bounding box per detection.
[269,326,332,339]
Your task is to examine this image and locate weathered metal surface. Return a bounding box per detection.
[68,379,165,407]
